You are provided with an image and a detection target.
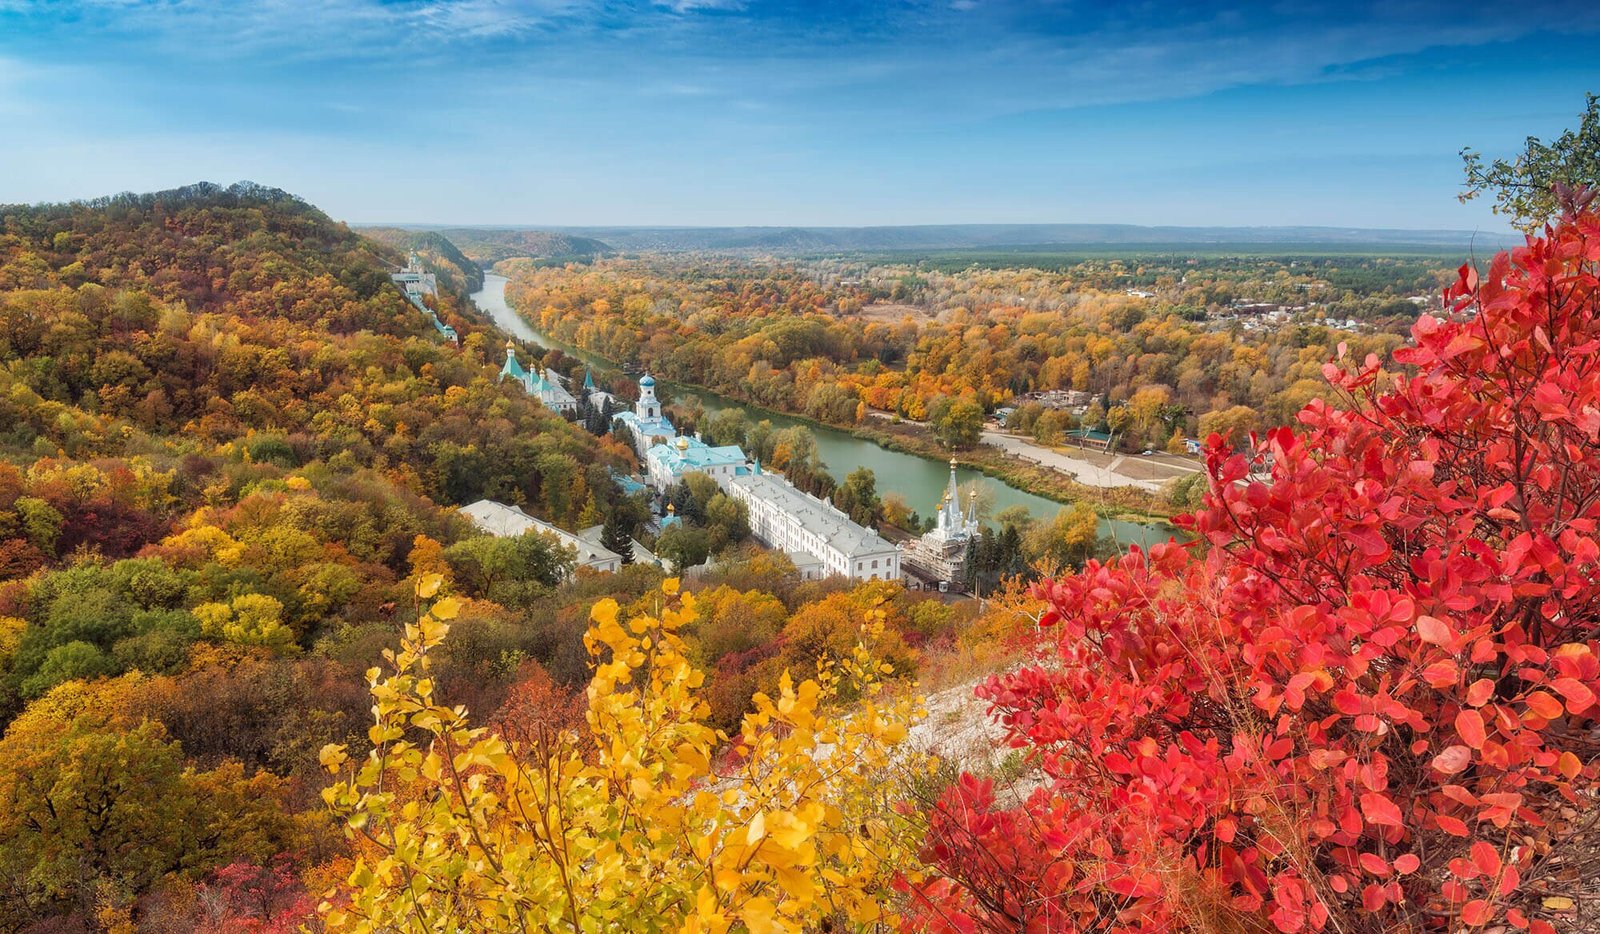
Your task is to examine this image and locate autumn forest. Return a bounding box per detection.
[1,91,1600,934]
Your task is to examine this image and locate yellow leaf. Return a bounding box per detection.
[663,578,680,596]
[746,810,767,846]
[319,743,348,773]
[1543,896,1576,910]
[431,596,460,620]
[739,896,780,934]
[591,598,620,627]
[415,573,443,599]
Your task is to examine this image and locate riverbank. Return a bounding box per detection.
[472,273,1177,537]
[849,419,1176,522]
[661,370,1175,523]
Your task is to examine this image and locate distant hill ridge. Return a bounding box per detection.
[377,221,1505,254]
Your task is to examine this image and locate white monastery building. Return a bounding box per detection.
[459,499,622,576]
[725,468,901,582]
[391,252,437,298]
[500,342,578,415]
[611,373,676,457]
[645,435,749,492]
[904,461,981,585]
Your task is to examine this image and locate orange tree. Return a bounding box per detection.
[904,210,1600,932]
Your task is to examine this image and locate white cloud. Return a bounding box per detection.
[655,0,746,11]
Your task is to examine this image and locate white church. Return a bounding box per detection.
[611,373,677,457]
[904,460,982,585]
[501,342,578,415]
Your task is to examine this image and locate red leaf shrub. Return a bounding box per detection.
[905,212,1600,932]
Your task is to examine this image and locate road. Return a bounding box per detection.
[979,429,1196,493]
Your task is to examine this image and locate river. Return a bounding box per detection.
[471,274,1173,548]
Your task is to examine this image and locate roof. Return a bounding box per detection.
[611,471,649,496]
[647,436,747,474]
[459,500,621,568]
[785,550,825,571]
[613,410,676,439]
[727,472,899,559]
[577,525,660,567]
[640,374,656,387]
[502,345,529,381]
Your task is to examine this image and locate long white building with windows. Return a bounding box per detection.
[725,467,901,582]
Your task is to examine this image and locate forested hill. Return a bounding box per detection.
[0,178,628,528]
[0,183,647,924]
[360,225,485,292]
[386,226,612,265]
[0,182,408,311]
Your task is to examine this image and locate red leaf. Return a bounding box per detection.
[1552,677,1596,714]
[1456,709,1487,749]
[1470,840,1502,877]
[1437,815,1471,836]
[1417,615,1455,646]
[1524,691,1565,719]
[1461,899,1492,927]
[1359,792,1403,828]
[1433,745,1473,774]
[1393,854,1420,875]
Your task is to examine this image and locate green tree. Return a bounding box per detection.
[703,492,750,552]
[1025,503,1101,572]
[929,397,983,450]
[443,532,572,601]
[833,467,883,527]
[655,523,711,573]
[1461,93,1600,231]
[600,510,634,564]
[13,496,62,555]
[20,641,117,698]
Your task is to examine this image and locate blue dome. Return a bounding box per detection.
[640,374,656,387]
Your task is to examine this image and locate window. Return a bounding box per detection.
[872,559,879,569]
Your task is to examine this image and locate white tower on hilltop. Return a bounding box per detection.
[636,374,661,420]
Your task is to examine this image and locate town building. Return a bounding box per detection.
[904,460,981,585]
[611,373,676,457]
[501,342,578,415]
[725,468,901,582]
[459,500,622,575]
[645,435,749,492]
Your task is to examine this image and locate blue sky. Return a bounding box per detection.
[0,1,1595,229]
